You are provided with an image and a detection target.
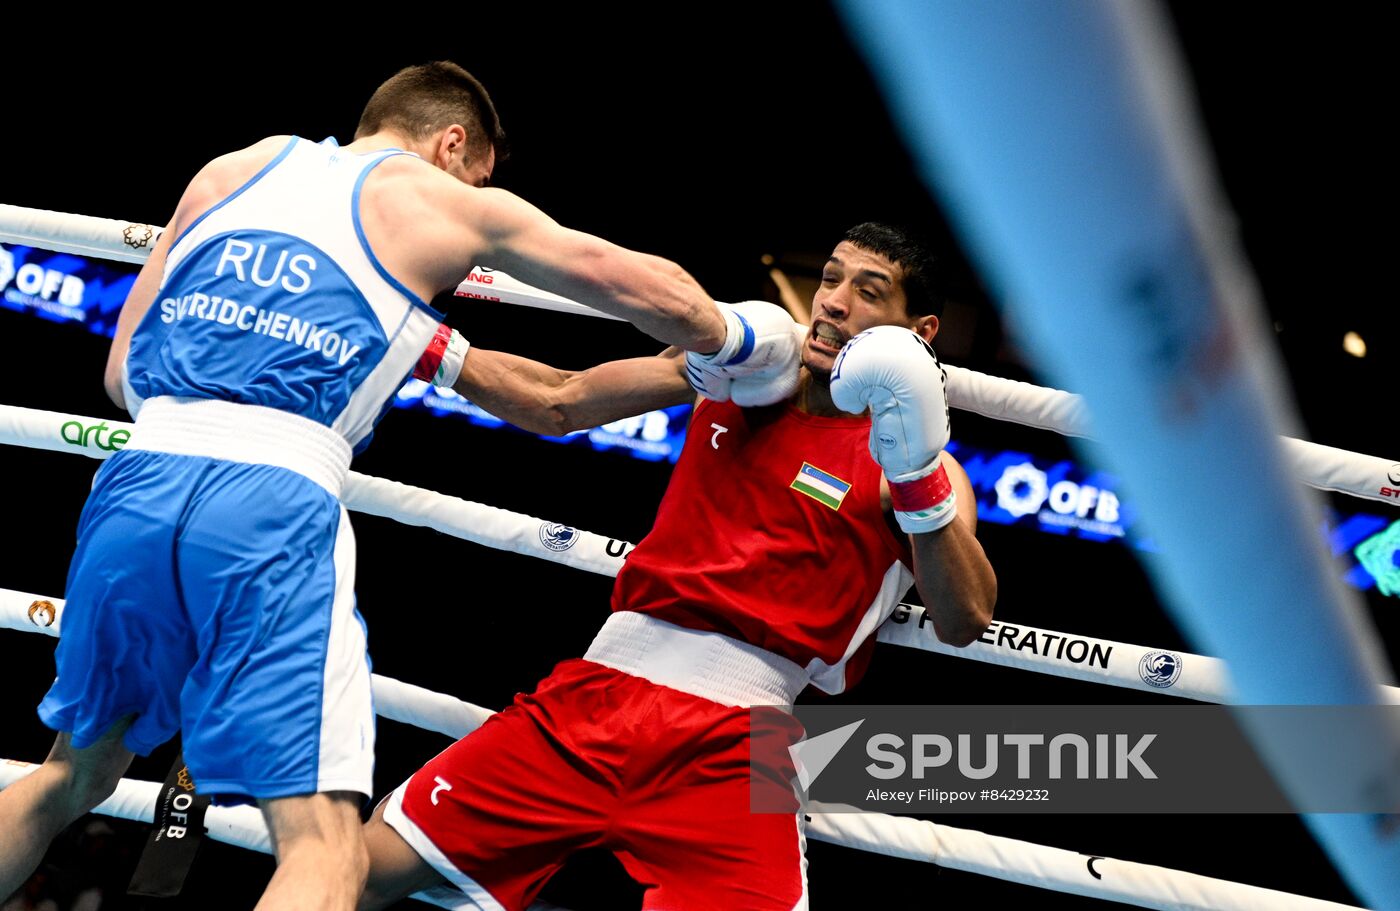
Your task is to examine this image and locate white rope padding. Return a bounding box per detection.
[344,472,625,577]
[0,403,628,577]
[2,203,1394,505]
[10,581,1398,725]
[0,205,159,265]
[944,368,1398,507]
[0,761,565,911]
[459,266,625,322]
[804,807,1365,911]
[0,758,269,851]
[877,605,1400,706]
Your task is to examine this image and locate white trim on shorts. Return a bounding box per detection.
[383,782,507,911]
[315,504,374,796]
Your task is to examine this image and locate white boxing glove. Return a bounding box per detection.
[415,324,471,387]
[685,301,801,406]
[829,325,957,534]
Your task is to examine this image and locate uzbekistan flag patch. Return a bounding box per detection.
[791,462,852,511]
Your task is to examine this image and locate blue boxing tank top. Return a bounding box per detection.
[125,136,444,453]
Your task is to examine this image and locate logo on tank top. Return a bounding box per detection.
[539,523,580,552]
[791,462,852,511]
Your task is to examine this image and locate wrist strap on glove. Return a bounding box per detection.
[696,305,755,366]
[889,462,958,534]
[414,325,470,387]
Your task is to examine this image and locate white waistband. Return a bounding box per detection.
[124,396,352,497]
[584,611,810,708]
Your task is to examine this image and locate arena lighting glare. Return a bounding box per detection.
[1343,331,1367,358]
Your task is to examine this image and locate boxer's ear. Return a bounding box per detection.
[912,314,939,343]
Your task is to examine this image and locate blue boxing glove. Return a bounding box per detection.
[685,301,802,406]
[830,325,956,533]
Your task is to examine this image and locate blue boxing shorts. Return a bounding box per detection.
[39,398,374,804]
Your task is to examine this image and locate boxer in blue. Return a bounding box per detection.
[0,61,761,910]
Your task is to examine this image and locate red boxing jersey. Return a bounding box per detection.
[611,398,914,693]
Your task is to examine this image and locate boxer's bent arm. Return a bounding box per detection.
[104,219,176,410]
[894,454,997,647]
[453,347,691,435]
[462,188,726,353]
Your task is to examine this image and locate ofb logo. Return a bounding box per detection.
[1138,651,1182,688]
[0,245,14,292]
[994,462,1049,518]
[539,523,579,552]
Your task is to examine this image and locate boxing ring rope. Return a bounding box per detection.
[803,808,1363,911]
[0,205,157,265]
[8,579,1400,710]
[2,204,1396,506]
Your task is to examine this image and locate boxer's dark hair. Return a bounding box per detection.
[356,61,508,163]
[843,222,944,318]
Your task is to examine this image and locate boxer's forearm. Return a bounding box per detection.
[454,347,691,435]
[904,456,996,646]
[909,515,997,647]
[465,189,727,353]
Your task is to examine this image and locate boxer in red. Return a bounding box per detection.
[360,223,997,910]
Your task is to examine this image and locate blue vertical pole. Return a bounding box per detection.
[834,1,1400,905]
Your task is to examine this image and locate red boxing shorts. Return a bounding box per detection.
[383,658,808,910]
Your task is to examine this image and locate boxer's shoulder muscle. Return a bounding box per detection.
[175,136,296,234]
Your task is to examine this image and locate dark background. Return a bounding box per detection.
[0,5,1393,909]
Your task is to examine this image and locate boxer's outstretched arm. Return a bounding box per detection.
[457,188,727,354]
[453,347,691,435]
